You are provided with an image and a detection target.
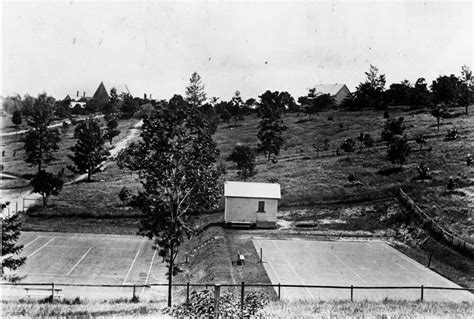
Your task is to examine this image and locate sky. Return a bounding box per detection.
[1,0,472,101]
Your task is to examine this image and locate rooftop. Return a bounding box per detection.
[224,181,281,199]
[313,84,348,96]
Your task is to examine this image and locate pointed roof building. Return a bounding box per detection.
[92,81,109,106]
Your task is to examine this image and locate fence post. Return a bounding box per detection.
[240,281,245,318]
[51,282,54,301]
[350,285,353,302]
[260,248,263,263]
[427,253,432,268]
[214,284,221,319]
[420,285,424,302]
[132,285,136,300]
[278,283,281,300]
[186,282,190,305]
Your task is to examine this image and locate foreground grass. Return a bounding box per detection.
[257,300,473,318]
[2,298,169,318]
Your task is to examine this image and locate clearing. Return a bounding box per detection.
[252,238,473,302]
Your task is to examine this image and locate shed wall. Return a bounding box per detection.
[225,197,277,224]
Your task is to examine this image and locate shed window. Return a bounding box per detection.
[258,201,265,212]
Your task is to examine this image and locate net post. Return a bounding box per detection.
[420,285,424,302]
[214,284,221,319]
[278,283,281,300]
[186,282,190,305]
[260,248,263,263]
[51,282,55,301]
[350,285,353,302]
[133,284,136,300]
[240,281,245,317]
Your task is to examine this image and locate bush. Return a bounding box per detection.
[415,162,430,180]
[445,128,459,141]
[164,289,271,318]
[466,153,472,167]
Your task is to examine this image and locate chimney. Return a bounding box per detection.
[83,91,85,97]
[144,93,147,99]
[76,91,79,97]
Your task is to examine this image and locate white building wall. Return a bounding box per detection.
[225,197,277,224]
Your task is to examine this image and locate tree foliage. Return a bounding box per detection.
[229,91,244,126]
[118,95,220,306]
[257,91,288,160]
[30,170,63,207]
[227,145,256,181]
[387,135,410,168]
[23,93,61,173]
[69,117,109,182]
[104,118,121,145]
[2,213,26,279]
[340,138,356,155]
[381,117,405,146]
[185,72,207,107]
[351,65,386,110]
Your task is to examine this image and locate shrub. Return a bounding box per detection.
[340,138,356,155]
[347,172,356,183]
[164,289,271,318]
[466,153,472,167]
[445,128,459,141]
[447,177,455,191]
[416,162,430,180]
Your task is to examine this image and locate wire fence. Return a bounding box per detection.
[2,281,473,305]
[398,188,474,256]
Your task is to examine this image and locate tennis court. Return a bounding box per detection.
[252,239,473,302]
[3,231,168,301]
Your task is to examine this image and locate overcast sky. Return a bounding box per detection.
[2,0,472,101]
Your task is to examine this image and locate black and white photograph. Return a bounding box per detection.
[1,0,473,317]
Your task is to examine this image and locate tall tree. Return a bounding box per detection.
[118,95,220,307]
[460,65,473,114]
[227,145,256,181]
[409,78,431,108]
[2,212,26,281]
[69,117,109,182]
[30,170,64,207]
[185,72,207,107]
[104,118,121,145]
[352,65,386,110]
[257,91,287,160]
[23,93,61,173]
[103,88,120,120]
[230,91,244,126]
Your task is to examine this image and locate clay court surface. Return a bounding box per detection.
[3,232,168,301]
[252,239,473,302]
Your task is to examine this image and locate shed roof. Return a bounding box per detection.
[224,181,281,199]
[313,84,348,96]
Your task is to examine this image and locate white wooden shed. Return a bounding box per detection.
[224,181,281,228]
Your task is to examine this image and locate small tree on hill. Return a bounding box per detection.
[30,170,63,207]
[340,138,356,155]
[257,91,287,160]
[118,186,131,207]
[381,117,405,147]
[2,212,26,281]
[363,133,375,151]
[229,91,244,126]
[414,132,427,151]
[104,118,120,145]
[227,145,256,181]
[23,93,61,173]
[387,135,410,168]
[69,117,109,182]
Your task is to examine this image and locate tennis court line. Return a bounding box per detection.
[24,236,42,248]
[271,240,316,300]
[66,247,92,276]
[122,240,143,285]
[141,248,158,295]
[27,237,55,259]
[330,251,367,283]
[254,241,282,290]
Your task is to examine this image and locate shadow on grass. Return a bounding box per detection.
[377,166,404,176]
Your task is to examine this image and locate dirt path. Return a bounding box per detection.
[1,119,142,216]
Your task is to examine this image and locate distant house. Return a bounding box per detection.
[312,84,351,105]
[65,81,109,109]
[224,181,281,228]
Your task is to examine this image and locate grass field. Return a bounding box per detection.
[252,239,473,302]
[3,231,167,301]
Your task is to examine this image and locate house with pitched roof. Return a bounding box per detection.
[224,181,281,228]
[64,82,109,109]
[313,84,351,105]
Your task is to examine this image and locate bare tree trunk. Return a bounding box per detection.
[168,241,173,307]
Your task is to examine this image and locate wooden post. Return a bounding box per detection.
[278,283,281,300]
[420,285,424,302]
[51,283,55,301]
[15,202,18,213]
[260,248,263,263]
[240,281,245,317]
[350,285,353,302]
[214,284,221,319]
[133,285,136,300]
[185,253,188,264]
[186,282,190,305]
[427,253,432,268]
[23,198,25,211]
